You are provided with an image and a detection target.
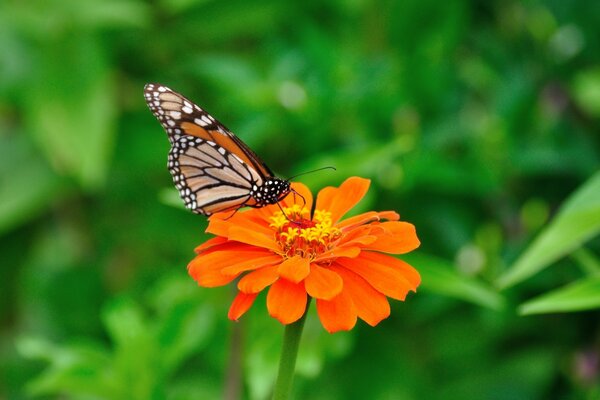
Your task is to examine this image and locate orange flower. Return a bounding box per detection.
[188,177,421,333]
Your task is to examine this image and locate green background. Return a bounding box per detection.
[1,0,600,399]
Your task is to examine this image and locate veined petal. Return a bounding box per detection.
[188,248,272,287]
[207,213,273,237]
[331,264,390,326]
[305,264,343,300]
[228,292,258,321]
[238,265,279,293]
[316,177,371,224]
[314,246,361,262]
[226,226,281,252]
[267,279,308,324]
[361,251,421,288]
[337,225,378,248]
[277,255,310,283]
[316,290,357,333]
[194,240,254,256]
[337,211,399,231]
[366,221,421,254]
[335,252,420,300]
[221,254,282,276]
[194,236,228,253]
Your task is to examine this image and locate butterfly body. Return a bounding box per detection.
[144,83,290,216]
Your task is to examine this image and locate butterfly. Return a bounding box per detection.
[144,83,291,216]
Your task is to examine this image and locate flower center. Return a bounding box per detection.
[269,205,341,260]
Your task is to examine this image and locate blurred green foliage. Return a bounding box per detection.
[1,0,600,399]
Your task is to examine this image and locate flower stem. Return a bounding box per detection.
[272,299,311,400]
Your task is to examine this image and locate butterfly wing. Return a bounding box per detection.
[144,83,271,215]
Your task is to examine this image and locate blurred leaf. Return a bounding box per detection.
[102,298,149,350]
[498,171,600,288]
[102,298,162,399]
[571,247,600,275]
[25,34,117,190]
[176,0,285,43]
[571,67,600,117]
[519,276,600,315]
[0,135,65,234]
[403,253,505,310]
[5,0,149,36]
[17,337,118,398]
[152,275,217,374]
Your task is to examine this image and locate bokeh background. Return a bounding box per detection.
[1,0,600,399]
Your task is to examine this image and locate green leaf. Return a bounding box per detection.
[498,171,600,288]
[25,34,117,190]
[17,337,118,398]
[0,135,65,234]
[519,276,600,315]
[571,67,600,117]
[403,253,505,310]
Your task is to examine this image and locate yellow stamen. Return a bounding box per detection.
[269,206,341,260]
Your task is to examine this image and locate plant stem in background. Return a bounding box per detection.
[224,318,244,400]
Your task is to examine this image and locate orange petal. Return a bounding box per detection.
[194,240,254,256]
[267,279,308,324]
[314,246,361,262]
[316,177,371,224]
[337,225,378,248]
[238,265,279,293]
[188,248,272,287]
[228,292,258,321]
[366,221,421,254]
[283,181,314,209]
[194,236,228,253]
[335,252,420,301]
[207,212,273,236]
[224,226,280,252]
[337,210,399,231]
[221,254,282,276]
[277,255,310,283]
[305,264,343,300]
[330,264,390,326]
[316,289,357,333]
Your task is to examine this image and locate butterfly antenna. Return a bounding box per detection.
[291,188,306,208]
[276,201,293,222]
[286,166,336,182]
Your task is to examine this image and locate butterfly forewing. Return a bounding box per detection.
[144,83,290,216]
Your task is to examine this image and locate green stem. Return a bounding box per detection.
[272,298,311,400]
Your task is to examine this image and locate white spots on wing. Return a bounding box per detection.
[170,111,182,119]
[158,86,167,92]
[194,117,208,127]
[218,147,226,155]
[159,92,181,103]
[201,114,212,125]
[182,106,193,114]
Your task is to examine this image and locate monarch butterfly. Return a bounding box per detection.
[144,83,291,216]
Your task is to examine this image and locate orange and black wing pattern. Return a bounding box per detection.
[144,83,290,216]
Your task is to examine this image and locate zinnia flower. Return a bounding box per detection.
[188,177,421,333]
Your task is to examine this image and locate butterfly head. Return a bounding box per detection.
[254,178,291,206]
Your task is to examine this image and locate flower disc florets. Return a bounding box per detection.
[269,205,341,260]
